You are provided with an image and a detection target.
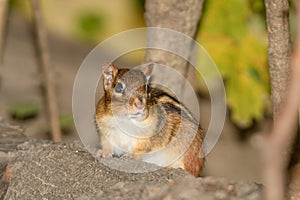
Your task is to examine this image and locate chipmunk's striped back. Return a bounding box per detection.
[95,63,205,177]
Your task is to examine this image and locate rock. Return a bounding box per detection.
[0,119,262,199]
[0,120,27,152]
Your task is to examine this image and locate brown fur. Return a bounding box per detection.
[95,63,205,177]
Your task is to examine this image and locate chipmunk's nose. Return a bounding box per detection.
[133,96,145,111]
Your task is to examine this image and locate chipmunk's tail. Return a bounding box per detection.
[183,127,205,177]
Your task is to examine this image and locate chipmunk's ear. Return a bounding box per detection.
[102,62,118,89]
[142,63,153,82]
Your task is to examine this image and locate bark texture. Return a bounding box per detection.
[144,0,204,95]
[261,1,300,200]
[265,0,292,118]
[0,119,263,199]
[0,118,26,152]
[0,118,26,199]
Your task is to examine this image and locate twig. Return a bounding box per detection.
[0,0,9,63]
[261,1,300,199]
[29,0,62,142]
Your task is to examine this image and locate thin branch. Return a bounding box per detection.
[0,0,9,63]
[261,1,300,199]
[29,0,62,142]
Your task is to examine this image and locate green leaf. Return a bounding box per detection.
[197,1,270,128]
[9,101,39,120]
[75,11,106,43]
[59,114,74,133]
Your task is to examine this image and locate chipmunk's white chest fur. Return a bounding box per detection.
[97,115,185,168]
[98,115,142,154]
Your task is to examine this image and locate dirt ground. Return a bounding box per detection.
[0,12,263,183]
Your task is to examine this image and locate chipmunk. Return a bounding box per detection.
[95,62,205,177]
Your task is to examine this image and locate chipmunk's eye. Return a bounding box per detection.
[114,82,124,93]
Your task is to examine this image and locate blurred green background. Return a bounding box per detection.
[7,0,276,129]
[3,0,293,181]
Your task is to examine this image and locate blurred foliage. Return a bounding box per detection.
[9,0,31,19]
[8,0,276,128]
[59,114,74,133]
[197,0,270,128]
[133,0,146,12]
[289,1,296,40]
[9,101,39,120]
[74,11,106,43]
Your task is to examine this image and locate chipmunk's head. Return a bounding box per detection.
[102,62,153,121]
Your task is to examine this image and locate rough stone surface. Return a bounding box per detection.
[0,118,27,152]
[0,119,262,199]
[0,140,262,200]
[4,140,186,199]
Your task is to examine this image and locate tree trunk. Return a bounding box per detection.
[262,0,300,199]
[144,0,204,95]
[265,0,300,174]
[265,0,292,119]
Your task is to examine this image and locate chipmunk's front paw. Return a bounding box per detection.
[95,149,113,159]
[121,153,140,160]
